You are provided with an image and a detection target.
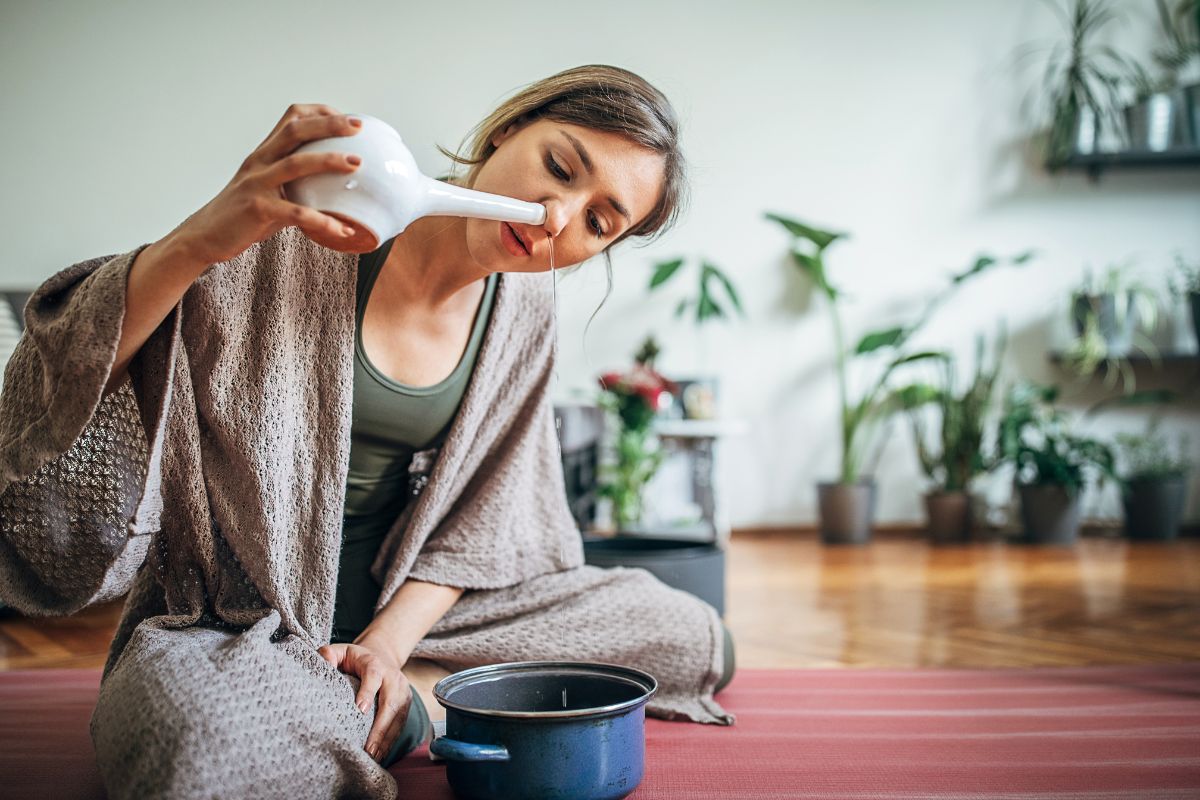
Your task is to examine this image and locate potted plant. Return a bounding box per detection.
[647,256,744,419]
[1168,254,1200,350]
[1065,263,1160,392]
[1115,428,1191,539]
[996,383,1117,545]
[767,212,1032,544]
[905,331,1007,544]
[1126,0,1200,150]
[596,339,676,531]
[1022,0,1133,164]
[1086,388,1190,540]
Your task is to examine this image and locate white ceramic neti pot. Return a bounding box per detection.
[283,113,546,253]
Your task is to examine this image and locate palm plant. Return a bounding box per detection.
[1022,0,1133,164]
[909,331,1007,494]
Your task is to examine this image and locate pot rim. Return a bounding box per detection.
[433,660,658,721]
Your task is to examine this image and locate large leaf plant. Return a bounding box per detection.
[767,211,1033,486]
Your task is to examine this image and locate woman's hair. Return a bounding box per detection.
[439,64,688,257]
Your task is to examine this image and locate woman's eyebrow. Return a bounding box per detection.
[559,130,633,225]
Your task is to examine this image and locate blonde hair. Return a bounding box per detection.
[438,65,688,249]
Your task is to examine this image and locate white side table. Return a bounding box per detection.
[644,418,749,546]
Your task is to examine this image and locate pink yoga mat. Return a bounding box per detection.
[2,665,1198,798]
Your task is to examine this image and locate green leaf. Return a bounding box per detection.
[854,326,906,355]
[765,212,846,250]
[888,350,949,369]
[890,383,942,410]
[697,292,724,322]
[649,257,685,290]
[790,249,839,299]
[673,298,690,319]
[703,262,745,317]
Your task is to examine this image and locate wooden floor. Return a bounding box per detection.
[2,531,1199,670]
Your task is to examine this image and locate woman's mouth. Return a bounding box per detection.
[501,222,530,257]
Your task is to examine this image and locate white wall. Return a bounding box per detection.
[3,0,1198,527]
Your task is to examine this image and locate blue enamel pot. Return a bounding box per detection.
[430,661,658,800]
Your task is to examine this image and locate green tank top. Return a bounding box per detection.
[331,238,498,643]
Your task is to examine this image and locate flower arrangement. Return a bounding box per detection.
[597,337,676,529]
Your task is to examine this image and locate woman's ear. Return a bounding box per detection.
[491,119,526,149]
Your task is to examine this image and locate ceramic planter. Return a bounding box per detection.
[1123,476,1188,541]
[817,481,876,545]
[1072,293,1135,355]
[1124,91,1193,152]
[1017,484,1082,545]
[924,490,972,544]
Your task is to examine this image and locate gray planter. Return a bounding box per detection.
[1123,476,1188,541]
[583,536,726,616]
[1072,293,1134,355]
[1124,91,1193,152]
[1017,484,1082,545]
[1190,292,1200,353]
[817,481,876,545]
[924,490,972,544]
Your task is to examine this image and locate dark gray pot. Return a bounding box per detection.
[1187,84,1200,146]
[583,537,725,616]
[1017,484,1082,545]
[817,481,876,545]
[1123,476,1188,541]
[925,491,972,544]
[1072,293,1134,355]
[1124,91,1192,151]
[1189,293,1200,353]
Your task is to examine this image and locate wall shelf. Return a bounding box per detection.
[1049,148,1200,181]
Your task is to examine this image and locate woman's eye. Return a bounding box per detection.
[547,155,569,180]
[547,154,605,239]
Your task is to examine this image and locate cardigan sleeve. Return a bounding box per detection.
[0,246,184,615]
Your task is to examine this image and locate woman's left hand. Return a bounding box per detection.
[318,641,413,763]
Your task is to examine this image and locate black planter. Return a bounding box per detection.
[1189,293,1200,353]
[583,537,725,616]
[924,490,972,544]
[816,481,876,545]
[1123,476,1188,541]
[1017,484,1082,545]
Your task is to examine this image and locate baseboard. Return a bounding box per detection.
[731,523,1200,539]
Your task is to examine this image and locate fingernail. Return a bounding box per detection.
[343,226,355,238]
[367,744,378,760]
[348,117,362,128]
[346,155,361,165]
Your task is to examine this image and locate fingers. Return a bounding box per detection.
[317,644,342,668]
[261,197,357,243]
[254,111,362,168]
[365,678,412,763]
[355,664,384,716]
[252,104,341,159]
[259,150,361,190]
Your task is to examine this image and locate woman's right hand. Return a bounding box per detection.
[168,104,363,267]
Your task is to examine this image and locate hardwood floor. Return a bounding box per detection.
[2,531,1198,671]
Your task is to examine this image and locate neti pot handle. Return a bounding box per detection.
[429,736,511,762]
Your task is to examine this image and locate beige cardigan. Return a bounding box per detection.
[0,226,733,798]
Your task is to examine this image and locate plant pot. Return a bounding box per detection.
[817,481,876,545]
[924,490,972,544]
[1124,91,1192,152]
[1017,484,1082,545]
[671,376,719,420]
[1186,83,1200,147]
[1122,476,1188,541]
[1189,292,1200,353]
[583,536,726,616]
[1072,293,1134,355]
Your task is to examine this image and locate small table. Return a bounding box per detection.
[639,418,749,546]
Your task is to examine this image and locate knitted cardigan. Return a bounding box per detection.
[0,226,732,799]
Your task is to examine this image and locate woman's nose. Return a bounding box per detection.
[540,199,577,239]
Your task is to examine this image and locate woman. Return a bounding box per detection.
[0,65,734,799]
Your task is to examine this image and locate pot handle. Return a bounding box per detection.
[429,736,511,762]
